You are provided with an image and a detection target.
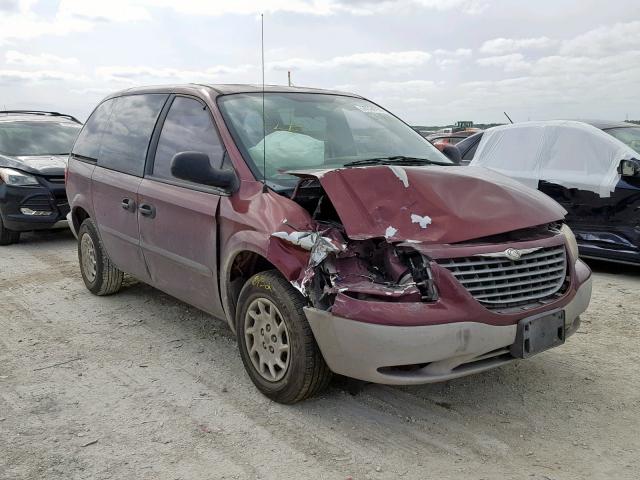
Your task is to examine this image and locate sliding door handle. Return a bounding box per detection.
[121,198,136,211]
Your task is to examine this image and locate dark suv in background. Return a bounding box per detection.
[0,111,82,244]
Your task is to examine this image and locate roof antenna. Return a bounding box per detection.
[503,111,514,124]
[261,13,267,193]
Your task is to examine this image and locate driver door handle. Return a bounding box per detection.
[139,203,156,218]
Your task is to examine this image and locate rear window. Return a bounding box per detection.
[98,94,168,176]
[0,121,81,156]
[72,99,114,160]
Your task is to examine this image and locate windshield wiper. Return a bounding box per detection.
[343,156,449,167]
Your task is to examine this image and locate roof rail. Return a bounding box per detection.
[0,110,81,124]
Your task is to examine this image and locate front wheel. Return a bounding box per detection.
[236,270,332,403]
[77,219,123,295]
[0,216,20,246]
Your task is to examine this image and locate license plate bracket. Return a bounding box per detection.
[510,311,565,359]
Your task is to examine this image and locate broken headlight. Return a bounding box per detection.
[560,223,579,260]
[404,250,438,301]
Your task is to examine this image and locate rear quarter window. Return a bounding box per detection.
[98,94,168,176]
[72,99,115,159]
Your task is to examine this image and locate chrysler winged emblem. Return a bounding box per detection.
[504,248,522,261]
[475,247,541,261]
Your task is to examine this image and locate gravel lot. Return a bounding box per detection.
[1,230,639,480]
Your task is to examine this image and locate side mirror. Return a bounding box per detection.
[441,144,461,164]
[170,151,237,191]
[618,159,640,177]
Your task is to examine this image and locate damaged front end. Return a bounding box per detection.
[273,224,438,310]
[267,164,568,318]
[264,165,592,385]
[268,171,442,317]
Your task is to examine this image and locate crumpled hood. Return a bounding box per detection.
[290,165,566,244]
[0,154,68,176]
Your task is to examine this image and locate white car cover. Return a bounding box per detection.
[470,120,639,198]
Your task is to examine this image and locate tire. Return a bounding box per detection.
[77,218,123,295]
[0,216,20,246]
[236,270,332,403]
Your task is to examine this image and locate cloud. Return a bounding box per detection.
[0,0,490,47]
[0,69,88,82]
[5,50,79,66]
[479,36,557,55]
[58,0,150,22]
[433,48,473,57]
[412,0,488,15]
[95,64,254,84]
[139,0,488,16]
[0,0,149,45]
[476,53,530,72]
[0,0,19,13]
[269,50,431,71]
[559,20,640,57]
[433,48,473,68]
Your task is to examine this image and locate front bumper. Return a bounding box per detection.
[305,261,592,385]
[0,181,69,232]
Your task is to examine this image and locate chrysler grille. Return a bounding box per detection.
[437,245,567,310]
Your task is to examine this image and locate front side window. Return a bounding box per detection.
[98,94,168,176]
[604,127,640,154]
[217,93,450,188]
[152,97,224,182]
[72,100,114,159]
[0,120,81,156]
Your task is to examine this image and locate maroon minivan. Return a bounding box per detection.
[66,85,592,403]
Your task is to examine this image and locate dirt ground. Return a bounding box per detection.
[1,230,639,480]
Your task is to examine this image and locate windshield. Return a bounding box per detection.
[604,126,640,154]
[0,121,82,156]
[217,93,451,187]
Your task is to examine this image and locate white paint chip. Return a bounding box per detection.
[411,214,432,229]
[388,165,409,188]
[384,226,398,239]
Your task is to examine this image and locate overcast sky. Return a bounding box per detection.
[1,0,639,124]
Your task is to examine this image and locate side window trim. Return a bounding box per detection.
[142,173,232,197]
[145,94,233,194]
[70,152,98,164]
[145,93,176,177]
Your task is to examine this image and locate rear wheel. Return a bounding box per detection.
[236,270,332,403]
[0,216,20,246]
[78,219,123,295]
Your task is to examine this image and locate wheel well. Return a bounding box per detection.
[226,251,276,324]
[72,207,90,233]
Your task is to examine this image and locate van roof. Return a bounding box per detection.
[104,83,362,100]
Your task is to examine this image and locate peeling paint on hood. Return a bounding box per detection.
[388,165,409,188]
[289,166,566,244]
